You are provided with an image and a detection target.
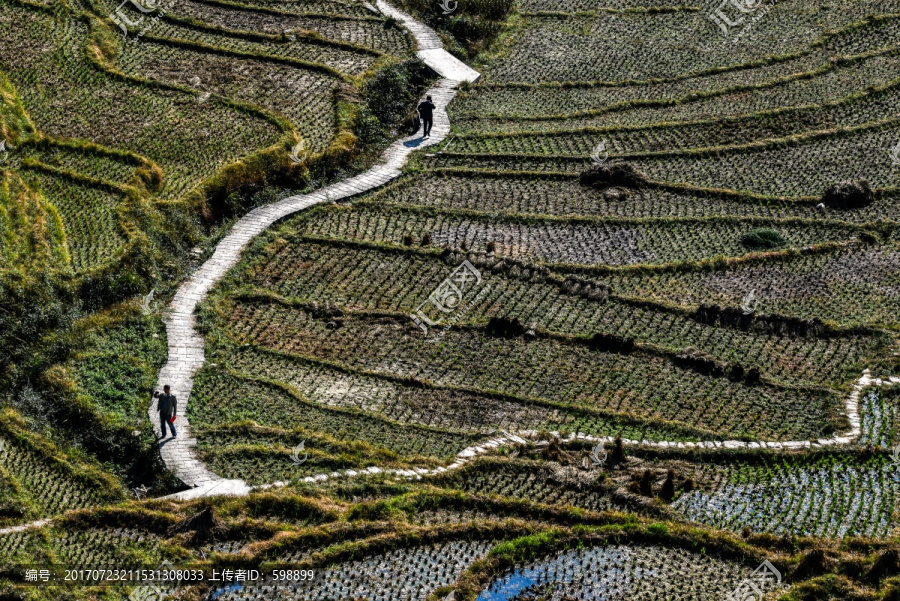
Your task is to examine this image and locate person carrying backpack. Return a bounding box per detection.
[154,385,177,438]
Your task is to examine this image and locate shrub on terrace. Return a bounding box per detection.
[659,469,676,502]
[486,316,527,337]
[822,179,875,210]
[361,58,436,140]
[589,333,635,354]
[579,162,648,190]
[739,228,787,250]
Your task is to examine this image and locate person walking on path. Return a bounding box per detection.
[154,385,177,439]
[418,95,436,138]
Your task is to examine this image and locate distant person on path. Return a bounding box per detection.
[155,385,177,439]
[418,95,436,138]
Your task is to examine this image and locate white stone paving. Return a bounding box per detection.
[375,0,480,82]
[0,518,51,536]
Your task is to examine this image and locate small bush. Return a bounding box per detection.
[464,0,515,20]
[727,364,745,381]
[486,316,526,338]
[639,469,653,497]
[674,347,725,377]
[169,505,226,544]
[579,162,648,190]
[361,58,435,133]
[352,104,386,148]
[659,469,676,502]
[647,523,669,536]
[590,333,635,354]
[822,179,874,209]
[612,436,626,465]
[745,367,762,385]
[739,228,787,250]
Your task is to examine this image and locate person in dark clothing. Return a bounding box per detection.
[418,96,436,138]
[154,385,177,438]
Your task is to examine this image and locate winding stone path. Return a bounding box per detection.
[278,368,894,490]
[152,1,479,500]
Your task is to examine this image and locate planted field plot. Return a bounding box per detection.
[15,142,148,187]
[212,297,848,442]
[229,238,877,387]
[516,0,701,10]
[426,125,900,198]
[49,525,163,566]
[133,19,380,76]
[0,2,283,202]
[485,11,845,85]
[153,0,412,54]
[450,73,900,157]
[630,125,900,198]
[189,366,483,480]
[672,452,900,538]
[426,458,626,513]
[299,203,862,265]
[453,51,900,133]
[484,1,897,84]
[0,172,69,271]
[219,346,553,434]
[605,242,900,329]
[452,50,831,121]
[0,415,122,526]
[199,0,376,18]
[117,40,340,153]
[207,539,498,600]
[858,388,900,448]
[478,544,751,601]
[22,172,127,271]
[370,172,839,219]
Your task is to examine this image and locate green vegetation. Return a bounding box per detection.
[358,57,438,145]
[739,227,788,250]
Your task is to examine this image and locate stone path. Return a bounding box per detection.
[0,519,50,536]
[270,368,896,491]
[152,1,479,500]
[376,0,481,82]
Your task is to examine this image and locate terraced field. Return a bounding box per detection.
[0,413,123,527]
[182,0,900,595]
[6,0,900,598]
[0,0,415,277]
